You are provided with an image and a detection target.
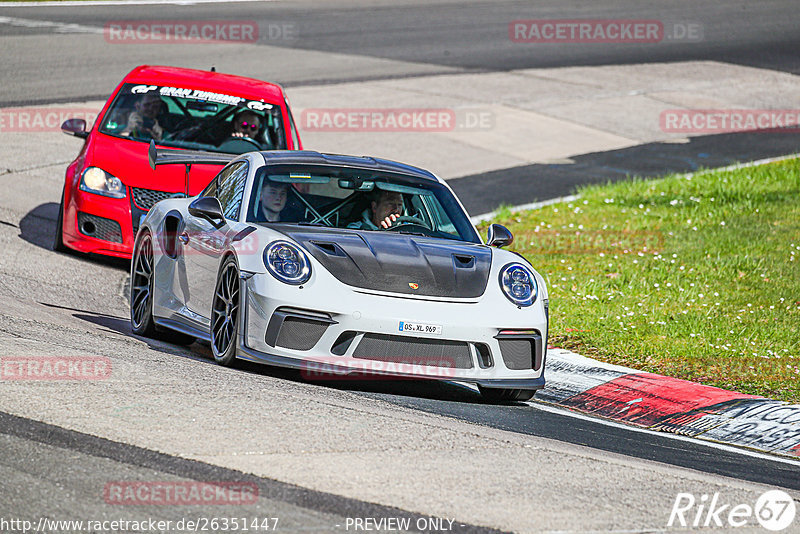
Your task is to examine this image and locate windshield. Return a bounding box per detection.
[245,165,480,243]
[99,83,287,154]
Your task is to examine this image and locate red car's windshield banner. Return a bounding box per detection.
[129,84,274,111]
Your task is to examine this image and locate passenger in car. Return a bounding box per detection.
[256,180,290,222]
[347,190,404,230]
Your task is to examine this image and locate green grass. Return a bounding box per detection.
[478,158,800,402]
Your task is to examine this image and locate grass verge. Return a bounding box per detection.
[478,158,800,402]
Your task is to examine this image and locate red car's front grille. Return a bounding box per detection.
[131,188,185,211]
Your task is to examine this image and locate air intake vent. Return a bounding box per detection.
[266,309,335,350]
[77,212,122,243]
[275,317,329,351]
[496,331,543,371]
[452,254,475,268]
[353,334,473,369]
[312,241,347,257]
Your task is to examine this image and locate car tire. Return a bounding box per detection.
[53,191,68,253]
[131,231,195,346]
[211,256,241,366]
[478,386,536,402]
[131,231,160,338]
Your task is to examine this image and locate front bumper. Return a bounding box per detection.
[237,274,547,387]
[63,188,135,258]
[63,187,179,259]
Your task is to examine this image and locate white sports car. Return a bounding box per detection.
[130,142,549,401]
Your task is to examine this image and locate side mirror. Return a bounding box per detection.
[61,118,89,139]
[487,224,513,248]
[188,197,225,223]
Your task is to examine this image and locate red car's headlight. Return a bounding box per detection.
[80,167,126,199]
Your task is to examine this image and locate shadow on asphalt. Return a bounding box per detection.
[19,202,130,270]
[453,129,800,215]
[232,358,508,405]
[36,301,197,359]
[75,322,487,405]
[18,202,59,250]
[54,308,505,406]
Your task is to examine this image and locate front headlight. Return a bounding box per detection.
[79,167,126,198]
[264,241,311,285]
[499,263,538,307]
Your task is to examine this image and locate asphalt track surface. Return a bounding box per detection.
[0,411,505,534]
[2,0,800,104]
[2,1,800,532]
[324,380,800,491]
[3,0,800,213]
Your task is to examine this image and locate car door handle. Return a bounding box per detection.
[178,232,189,244]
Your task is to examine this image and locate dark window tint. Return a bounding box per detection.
[98,83,287,154]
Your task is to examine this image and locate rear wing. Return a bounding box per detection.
[148,140,235,170]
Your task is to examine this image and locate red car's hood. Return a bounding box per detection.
[89,133,222,194]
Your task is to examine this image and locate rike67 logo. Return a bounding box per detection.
[669,490,796,531]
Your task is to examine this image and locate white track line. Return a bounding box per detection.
[470,195,579,224]
[455,379,800,465]
[529,401,800,468]
[469,153,800,223]
[0,14,101,32]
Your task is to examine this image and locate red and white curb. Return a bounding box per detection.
[540,349,800,459]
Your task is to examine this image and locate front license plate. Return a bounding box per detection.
[399,321,442,335]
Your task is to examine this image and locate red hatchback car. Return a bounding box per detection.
[55,65,303,258]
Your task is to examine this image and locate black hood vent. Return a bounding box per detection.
[270,225,492,298]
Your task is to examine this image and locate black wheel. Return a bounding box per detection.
[131,232,159,337]
[211,257,241,366]
[478,386,536,403]
[131,232,195,345]
[53,191,68,252]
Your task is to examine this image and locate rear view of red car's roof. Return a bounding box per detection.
[122,65,287,102]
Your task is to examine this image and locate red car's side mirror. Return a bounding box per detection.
[61,118,89,139]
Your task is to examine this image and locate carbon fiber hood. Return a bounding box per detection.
[271,225,492,298]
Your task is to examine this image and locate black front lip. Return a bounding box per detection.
[238,344,545,388]
[474,377,546,390]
